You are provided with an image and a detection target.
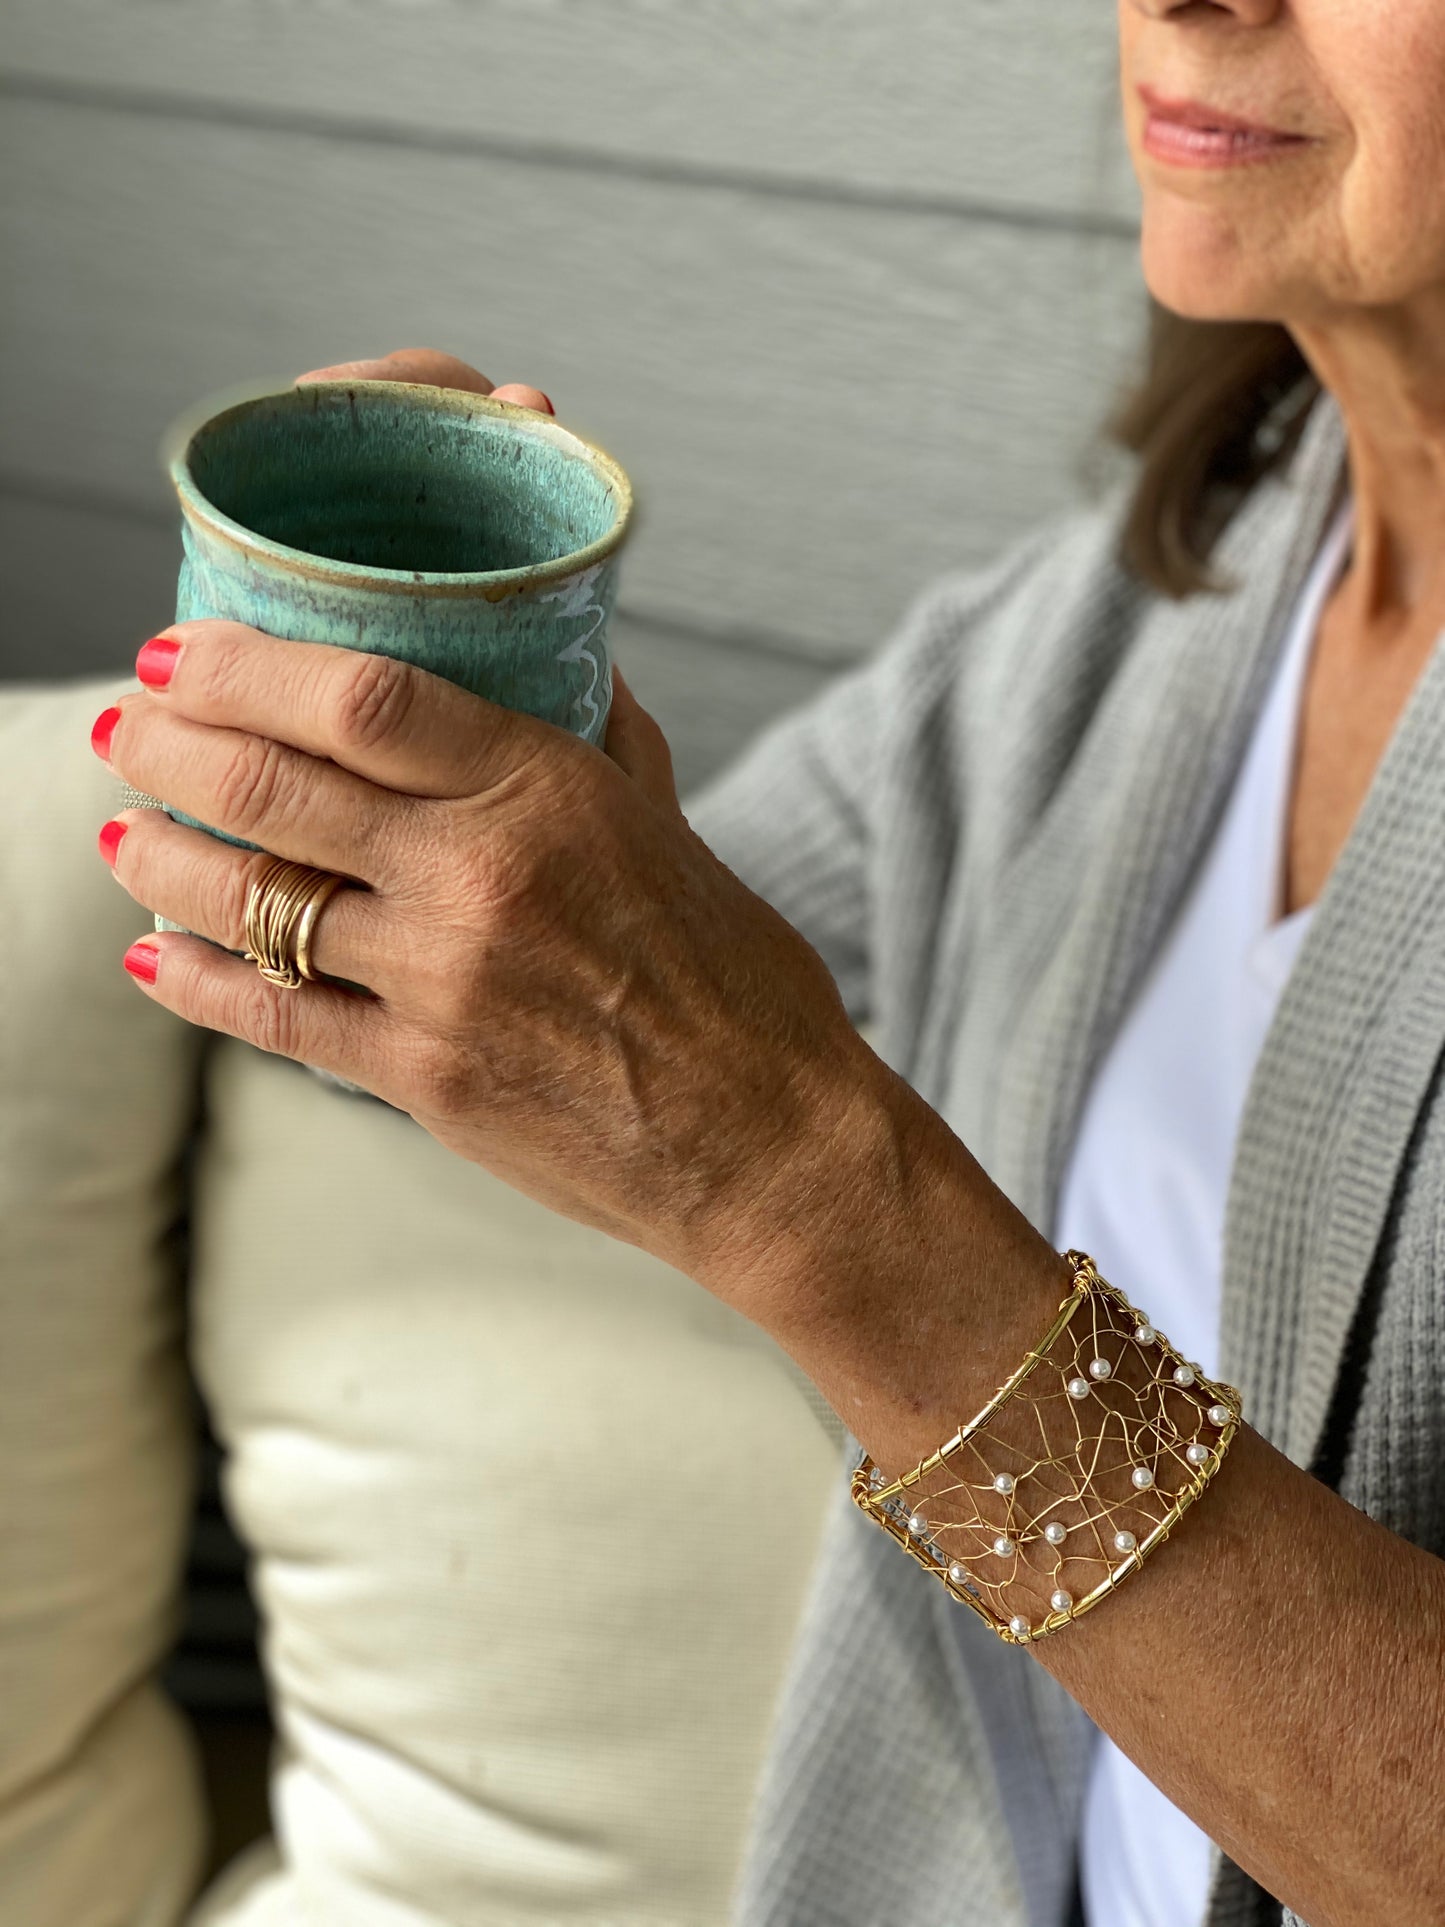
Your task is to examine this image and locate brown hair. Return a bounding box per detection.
[1109,301,1320,599]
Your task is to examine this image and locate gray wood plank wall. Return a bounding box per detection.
[0,3,1145,791]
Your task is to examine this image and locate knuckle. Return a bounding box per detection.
[200,630,250,708]
[410,1033,474,1113]
[244,982,309,1061]
[400,920,488,1033]
[329,651,417,754]
[221,852,272,949]
[435,952,493,1036]
[471,834,539,913]
[470,785,590,911]
[214,734,293,836]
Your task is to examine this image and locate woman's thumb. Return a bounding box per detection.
[603,665,679,810]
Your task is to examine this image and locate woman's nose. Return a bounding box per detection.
[1127,0,1282,22]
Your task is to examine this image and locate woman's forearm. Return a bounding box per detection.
[719,1039,1445,1927]
[1036,1421,1445,1925]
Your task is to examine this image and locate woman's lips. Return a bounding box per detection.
[1138,88,1309,170]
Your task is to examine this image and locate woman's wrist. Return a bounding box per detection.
[693,1024,1072,1472]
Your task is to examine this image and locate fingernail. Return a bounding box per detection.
[91,705,122,760]
[535,392,555,416]
[98,819,128,867]
[123,941,160,984]
[137,636,181,688]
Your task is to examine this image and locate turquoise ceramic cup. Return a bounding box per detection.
[133,378,633,932]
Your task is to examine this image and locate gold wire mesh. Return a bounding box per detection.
[852,1250,1242,1645]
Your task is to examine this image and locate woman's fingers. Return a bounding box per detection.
[132,621,545,802]
[95,687,420,891]
[101,807,395,997]
[292,348,553,411]
[488,383,555,414]
[294,348,496,393]
[115,927,408,1102]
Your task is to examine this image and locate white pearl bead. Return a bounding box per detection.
[1131,1465,1155,1489]
[1186,1442,1210,1466]
[1088,1356,1112,1380]
[1050,1589,1073,1613]
[1173,1364,1196,1388]
[1008,1615,1032,1638]
[1114,1529,1137,1553]
[948,1563,969,1587]
[1135,1323,1157,1346]
[1044,1520,1067,1546]
[908,1512,929,1538]
[1208,1403,1231,1427]
[1068,1377,1091,1400]
[992,1472,1015,1496]
[992,1535,1016,1558]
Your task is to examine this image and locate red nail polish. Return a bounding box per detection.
[136,636,181,688]
[98,819,128,867]
[91,705,122,760]
[123,941,160,984]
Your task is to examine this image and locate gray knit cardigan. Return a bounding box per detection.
[684,391,1444,1927]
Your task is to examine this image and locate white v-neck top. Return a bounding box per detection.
[1059,497,1354,1927]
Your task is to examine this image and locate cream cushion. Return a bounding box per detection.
[0,670,843,1924]
[185,1032,842,1926]
[0,676,208,1926]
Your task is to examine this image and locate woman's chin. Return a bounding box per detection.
[1140,234,1292,327]
[1144,284,1285,325]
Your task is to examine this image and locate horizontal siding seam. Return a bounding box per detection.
[0,68,1142,240]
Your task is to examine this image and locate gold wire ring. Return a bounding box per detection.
[294,872,348,984]
[243,855,350,990]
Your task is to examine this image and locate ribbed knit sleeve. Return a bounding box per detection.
[680,512,1100,1029]
[681,646,887,1022]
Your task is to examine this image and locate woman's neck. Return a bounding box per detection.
[1293,303,1445,629]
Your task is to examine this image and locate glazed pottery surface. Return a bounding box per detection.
[145,379,632,934]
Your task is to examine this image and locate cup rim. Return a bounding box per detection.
[167,380,634,600]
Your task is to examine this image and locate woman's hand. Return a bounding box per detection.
[97,342,992,1390]
[293,345,555,417]
[92,621,880,1313]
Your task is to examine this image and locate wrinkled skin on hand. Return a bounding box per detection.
[95,349,873,1313]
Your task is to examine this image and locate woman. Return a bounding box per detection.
[87,1,1444,1923]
